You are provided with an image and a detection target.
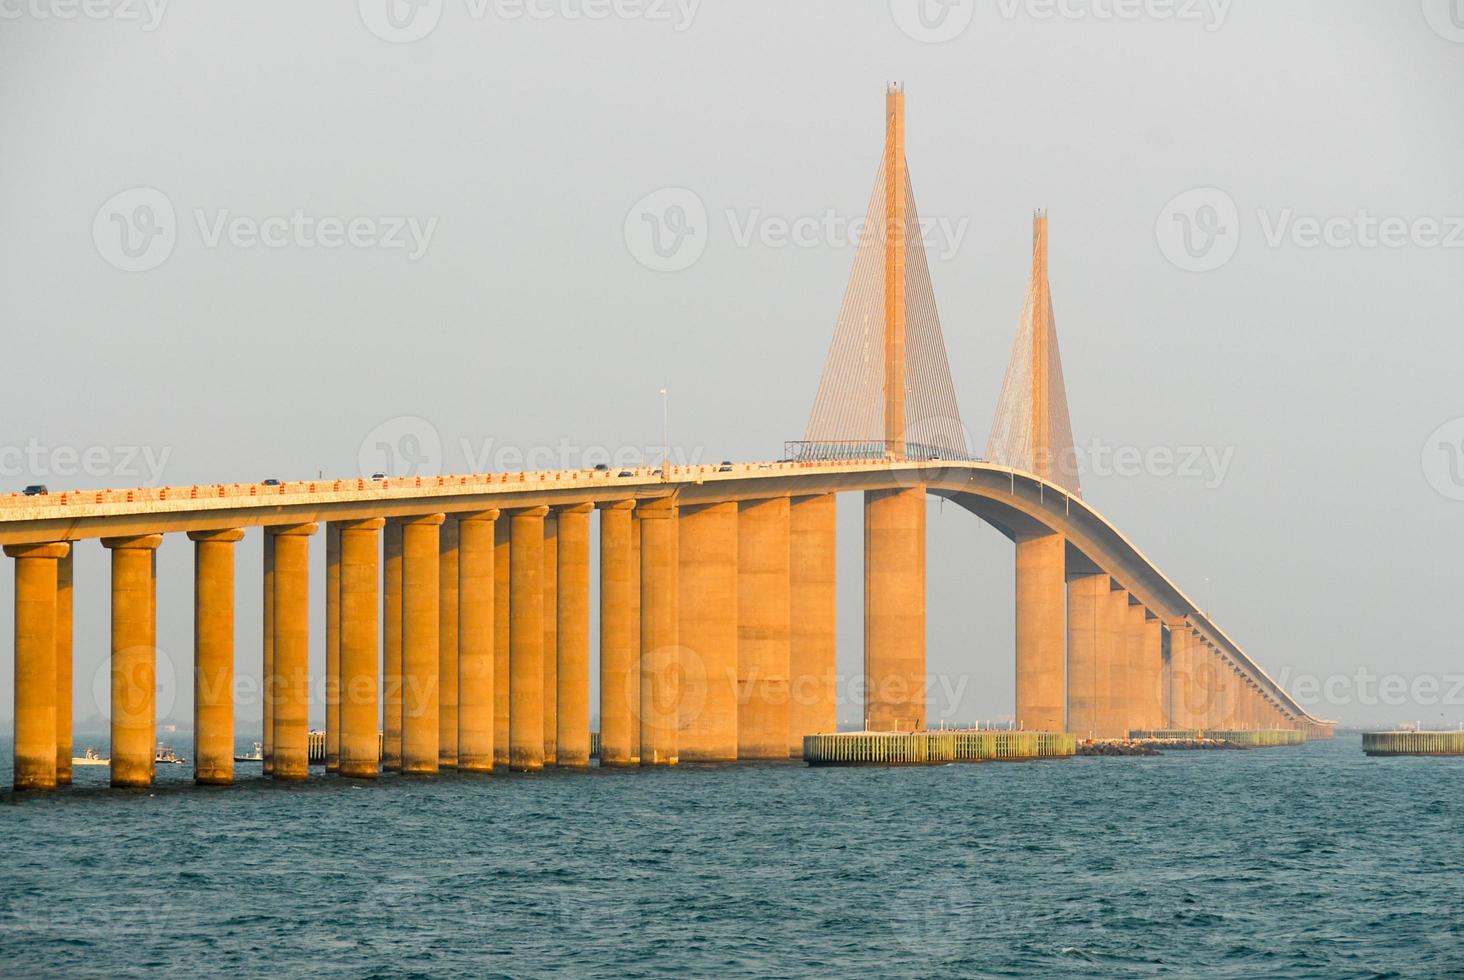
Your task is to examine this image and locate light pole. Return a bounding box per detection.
[660,386,669,480]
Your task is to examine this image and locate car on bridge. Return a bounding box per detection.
[21,484,47,496]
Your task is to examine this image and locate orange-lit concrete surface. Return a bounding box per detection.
[438,516,460,769]
[270,523,315,781]
[339,518,383,778]
[737,497,791,759]
[788,493,836,755]
[382,519,403,771]
[598,500,637,767]
[541,513,558,766]
[105,534,160,788]
[509,506,546,772]
[637,498,679,766]
[55,549,73,784]
[6,542,66,790]
[0,456,1335,792]
[400,514,441,775]
[457,510,498,773]
[492,517,511,769]
[190,528,243,785]
[556,504,592,768]
[325,522,341,773]
[1014,531,1065,732]
[863,487,925,732]
[261,533,274,776]
[677,501,739,762]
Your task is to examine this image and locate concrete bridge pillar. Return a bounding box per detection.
[382,519,404,772]
[6,542,68,791]
[262,532,274,775]
[1066,574,1106,738]
[493,517,511,768]
[863,487,925,733]
[1167,623,1193,729]
[599,501,638,767]
[638,498,680,766]
[325,523,341,773]
[269,523,317,781]
[339,518,383,778]
[789,493,837,754]
[1122,600,1148,737]
[509,506,548,771]
[188,529,244,786]
[439,516,460,769]
[401,514,443,775]
[1140,612,1164,731]
[1015,532,1065,732]
[542,513,558,766]
[457,510,499,773]
[1097,584,1129,738]
[104,533,162,788]
[556,504,593,768]
[677,501,739,762]
[55,549,73,785]
[739,496,792,756]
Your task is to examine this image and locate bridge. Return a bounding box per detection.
[1,85,1333,791]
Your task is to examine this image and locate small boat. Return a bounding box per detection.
[234,742,265,763]
[71,747,109,766]
[154,743,188,765]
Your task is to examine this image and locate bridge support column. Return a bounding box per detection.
[325,523,340,773]
[542,514,559,766]
[863,487,925,733]
[458,510,499,773]
[7,542,68,791]
[1066,574,1106,739]
[382,519,404,772]
[599,501,638,767]
[739,496,792,757]
[493,518,511,768]
[1140,613,1164,731]
[189,529,244,785]
[401,514,443,775]
[676,502,739,762]
[438,516,460,769]
[270,523,316,781]
[1015,532,1065,733]
[638,498,679,766]
[1097,586,1129,739]
[1169,624,1199,730]
[262,533,274,775]
[339,518,383,778]
[1122,600,1148,738]
[510,506,548,771]
[789,494,837,755]
[104,534,162,788]
[556,504,592,768]
[56,549,73,785]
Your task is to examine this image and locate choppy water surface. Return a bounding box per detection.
[2,737,1462,977]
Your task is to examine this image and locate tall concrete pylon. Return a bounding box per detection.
[988,212,1081,495]
[801,84,967,462]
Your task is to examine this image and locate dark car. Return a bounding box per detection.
[262,478,281,486]
[617,470,634,478]
[370,473,387,481]
[593,463,610,472]
[22,484,47,496]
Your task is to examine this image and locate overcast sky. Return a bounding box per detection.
[1,0,1461,732]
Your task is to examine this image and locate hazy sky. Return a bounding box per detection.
[1,0,1461,731]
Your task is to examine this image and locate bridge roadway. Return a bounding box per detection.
[0,457,1334,791]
